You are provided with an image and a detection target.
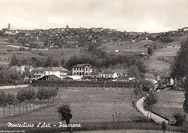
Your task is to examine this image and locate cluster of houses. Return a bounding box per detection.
[12,63,120,81]
[2,23,152,49]
[2,23,188,50]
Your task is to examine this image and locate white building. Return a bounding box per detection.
[98,72,118,79]
[32,67,68,80]
[72,64,93,76]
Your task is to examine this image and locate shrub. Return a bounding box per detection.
[173,113,186,126]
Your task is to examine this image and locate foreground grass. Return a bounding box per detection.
[0,88,145,126]
[152,90,186,121]
[0,88,187,132]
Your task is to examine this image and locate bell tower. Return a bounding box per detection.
[8,23,10,30]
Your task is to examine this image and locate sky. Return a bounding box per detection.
[0,0,188,33]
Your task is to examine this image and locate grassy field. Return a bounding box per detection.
[154,47,179,57]
[32,47,84,61]
[0,38,47,66]
[152,90,186,121]
[102,40,154,54]
[143,44,180,75]
[143,56,171,75]
[0,87,145,127]
[0,37,85,66]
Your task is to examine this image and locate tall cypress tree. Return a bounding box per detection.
[183,76,188,113]
[10,55,19,66]
[171,38,188,80]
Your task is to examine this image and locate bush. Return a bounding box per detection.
[144,92,158,110]
[173,113,186,126]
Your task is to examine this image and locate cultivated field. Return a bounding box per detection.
[0,87,145,127]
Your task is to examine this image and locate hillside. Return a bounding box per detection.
[1,28,188,78]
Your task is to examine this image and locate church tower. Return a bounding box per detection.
[8,23,10,30]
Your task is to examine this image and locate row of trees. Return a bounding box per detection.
[0,88,58,117]
[0,91,15,116]
[10,54,65,68]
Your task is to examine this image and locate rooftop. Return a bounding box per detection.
[72,64,91,68]
[32,67,68,72]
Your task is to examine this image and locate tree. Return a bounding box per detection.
[25,89,35,111]
[44,56,53,67]
[128,65,140,79]
[6,93,15,116]
[0,91,7,117]
[133,87,142,97]
[173,113,186,126]
[9,69,22,82]
[36,88,45,106]
[0,68,9,83]
[61,59,65,67]
[10,55,19,66]
[16,89,35,113]
[58,104,72,133]
[36,88,55,106]
[52,60,59,67]
[183,76,188,113]
[171,38,188,81]
[144,92,158,117]
[171,38,188,112]
[17,89,27,113]
[147,47,153,55]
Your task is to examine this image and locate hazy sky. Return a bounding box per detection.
[0,0,188,33]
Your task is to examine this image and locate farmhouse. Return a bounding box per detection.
[72,64,93,76]
[32,67,68,80]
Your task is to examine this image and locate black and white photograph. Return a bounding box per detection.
[0,0,188,133]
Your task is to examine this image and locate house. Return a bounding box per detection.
[182,27,188,31]
[98,72,118,79]
[91,27,103,33]
[72,64,93,76]
[32,67,68,80]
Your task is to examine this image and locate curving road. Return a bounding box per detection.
[136,93,169,124]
